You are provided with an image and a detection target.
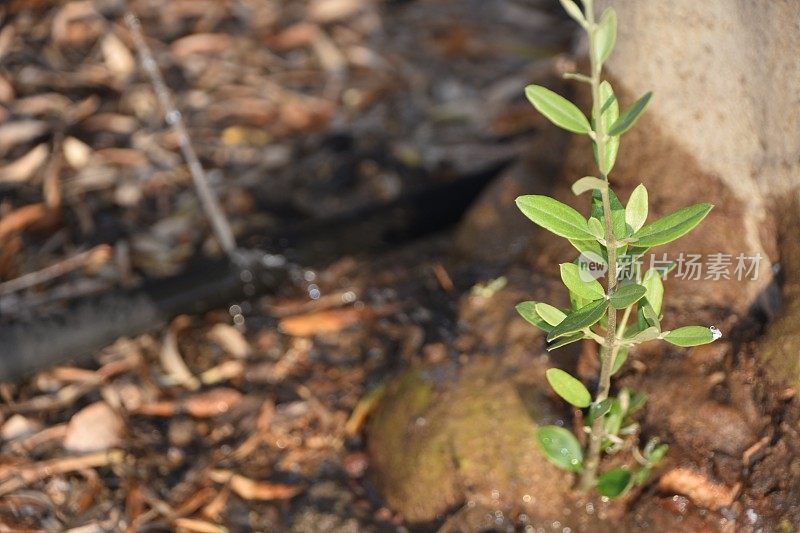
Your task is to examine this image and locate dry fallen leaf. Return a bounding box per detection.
[0,143,49,183]
[207,323,251,358]
[64,136,92,168]
[1,414,42,441]
[0,120,49,156]
[160,325,201,390]
[182,388,242,418]
[101,31,135,79]
[308,0,366,23]
[63,402,125,453]
[658,468,740,511]
[0,203,49,242]
[173,517,226,533]
[209,470,304,501]
[278,307,370,336]
[171,33,233,58]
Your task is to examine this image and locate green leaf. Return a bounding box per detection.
[525,85,591,134]
[547,332,585,351]
[625,184,648,232]
[629,326,660,343]
[596,468,632,497]
[537,426,583,472]
[641,269,664,315]
[560,263,605,301]
[547,298,610,341]
[611,345,628,375]
[546,368,592,408]
[636,302,660,333]
[535,302,567,326]
[603,399,623,438]
[598,80,620,174]
[559,0,585,24]
[662,326,719,347]
[591,189,627,240]
[587,217,605,240]
[572,176,607,196]
[587,398,614,425]
[569,238,606,260]
[516,195,593,240]
[516,302,552,332]
[593,8,617,65]
[608,92,653,136]
[609,284,646,309]
[633,203,713,247]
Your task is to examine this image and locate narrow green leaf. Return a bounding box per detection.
[593,81,620,173]
[537,426,583,472]
[591,189,627,239]
[560,263,605,301]
[641,269,664,315]
[587,398,614,425]
[608,92,653,136]
[572,176,607,196]
[587,217,605,240]
[547,298,610,341]
[633,203,713,247]
[569,238,606,260]
[516,195,593,240]
[593,8,617,65]
[609,284,646,309]
[636,302,660,333]
[662,326,720,347]
[596,468,631,497]
[546,368,592,408]
[559,0,585,24]
[535,303,567,326]
[648,443,669,463]
[525,85,591,134]
[625,184,649,232]
[547,332,585,351]
[629,326,660,343]
[611,345,628,375]
[516,302,553,332]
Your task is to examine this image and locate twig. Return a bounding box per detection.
[0,244,111,296]
[0,449,125,496]
[124,12,237,257]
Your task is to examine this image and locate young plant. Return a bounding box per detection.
[516,0,721,496]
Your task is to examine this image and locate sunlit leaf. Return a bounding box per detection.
[593,8,617,65]
[629,326,660,343]
[546,368,592,407]
[547,298,610,341]
[516,195,594,240]
[641,269,664,315]
[537,426,583,472]
[662,326,719,347]
[560,263,605,301]
[633,203,713,247]
[535,302,567,326]
[516,301,553,332]
[591,189,627,240]
[588,217,605,240]
[608,92,652,136]
[572,176,607,196]
[559,0,585,24]
[625,184,648,232]
[525,85,591,134]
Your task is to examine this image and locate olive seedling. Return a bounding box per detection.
[516,0,720,496]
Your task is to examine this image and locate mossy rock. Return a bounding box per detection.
[366,356,572,525]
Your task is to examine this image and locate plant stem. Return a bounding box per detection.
[579,0,619,493]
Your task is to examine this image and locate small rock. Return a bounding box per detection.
[64,401,124,452]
